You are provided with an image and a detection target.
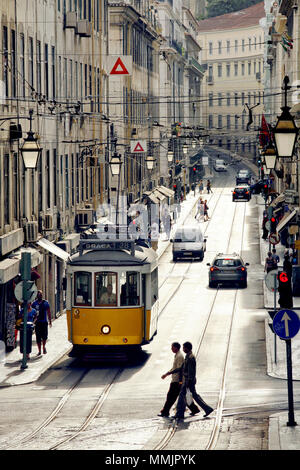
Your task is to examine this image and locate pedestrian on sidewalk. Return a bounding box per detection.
[195,199,204,222]
[18,302,37,360]
[158,342,200,418]
[262,211,269,240]
[283,253,293,283]
[171,341,214,420]
[203,200,209,221]
[264,252,276,273]
[207,180,212,194]
[199,180,203,194]
[32,291,52,355]
[272,248,280,269]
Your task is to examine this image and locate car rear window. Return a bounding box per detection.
[174,229,203,242]
[214,259,242,267]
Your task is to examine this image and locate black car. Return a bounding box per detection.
[236,169,251,185]
[232,185,251,201]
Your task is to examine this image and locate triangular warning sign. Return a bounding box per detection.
[133,142,145,152]
[110,57,129,75]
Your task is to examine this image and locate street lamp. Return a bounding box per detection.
[146,156,156,171]
[273,76,299,159]
[109,153,123,226]
[109,153,122,176]
[263,142,277,170]
[183,144,188,155]
[20,110,42,169]
[167,150,174,163]
[192,139,197,149]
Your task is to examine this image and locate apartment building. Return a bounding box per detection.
[198,2,265,157]
[0,0,109,350]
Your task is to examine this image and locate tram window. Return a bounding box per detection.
[74,272,92,306]
[95,272,117,306]
[151,268,158,306]
[120,271,139,306]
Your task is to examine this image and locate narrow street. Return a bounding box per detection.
[0,165,298,452]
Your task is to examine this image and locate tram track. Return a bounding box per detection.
[158,183,230,315]
[4,367,124,451]
[153,196,248,451]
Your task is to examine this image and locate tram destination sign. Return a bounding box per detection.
[79,239,135,254]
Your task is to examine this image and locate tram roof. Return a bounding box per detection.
[68,246,157,267]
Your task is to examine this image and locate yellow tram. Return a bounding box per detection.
[66,236,159,356]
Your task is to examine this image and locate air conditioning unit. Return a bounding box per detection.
[77,19,92,37]
[65,11,77,29]
[256,72,261,82]
[76,209,93,226]
[44,214,54,230]
[24,221,38,242]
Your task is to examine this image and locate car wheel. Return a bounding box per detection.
[209,280,215,288]
[173,255,177,262]
[199,251,204,261]
[240,280,247,288]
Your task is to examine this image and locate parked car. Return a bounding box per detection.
[232,185,251,202]
[171,225,207,261]
[236,169,251,185]
[207,253,249,288]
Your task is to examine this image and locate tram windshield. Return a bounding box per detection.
[120,271,139,306]
[74,272,92,306]
[95,272,117,306]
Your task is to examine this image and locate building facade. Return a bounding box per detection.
[197,2,265,158]
[0,0,109,349]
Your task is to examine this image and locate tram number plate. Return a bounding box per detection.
[184,252,192,255]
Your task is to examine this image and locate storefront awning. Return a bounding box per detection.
[270,192,285,208]
[37,238,70,261]
[156,186,175,198]
[277,209,298,233]
[153,190,166,201]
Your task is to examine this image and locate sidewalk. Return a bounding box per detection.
[257,193,300,449]
[0,189,201,388]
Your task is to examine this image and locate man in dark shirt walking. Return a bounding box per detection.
[32,290,52,355]
[172,341,214,420]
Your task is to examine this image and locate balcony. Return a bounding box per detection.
[188,57,205,75]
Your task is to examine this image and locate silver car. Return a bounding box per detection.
[207,253,249,288]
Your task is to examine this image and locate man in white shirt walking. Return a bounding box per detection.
[158,342,200,417]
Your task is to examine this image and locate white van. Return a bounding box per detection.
[214,159,227,172]
[171,225,207,261]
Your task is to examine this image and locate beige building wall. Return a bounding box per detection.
[198,21,265,155]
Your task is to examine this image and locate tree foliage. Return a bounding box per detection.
[206,0,262,18]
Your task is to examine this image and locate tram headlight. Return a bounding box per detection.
[74,309,80,318]
[101,325,111,335]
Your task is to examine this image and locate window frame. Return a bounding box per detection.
[94,271,118,307]
[74,271,92,306]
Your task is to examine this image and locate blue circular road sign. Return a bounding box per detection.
[273,309,300,340]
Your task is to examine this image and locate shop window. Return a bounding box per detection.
[95,272,117,306]
[74,272,91,305]
[120,272,139,306]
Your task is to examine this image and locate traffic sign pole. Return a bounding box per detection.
[273,309,300,427]
[274,273,277,364]
[20,252,31,370]
[286,339,297,426]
